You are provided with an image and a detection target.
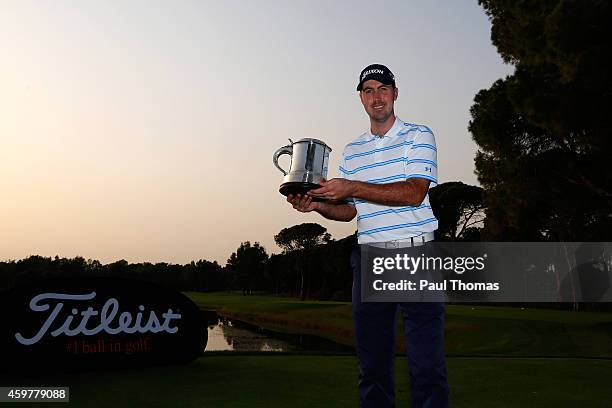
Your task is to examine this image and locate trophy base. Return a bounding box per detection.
[279,182,321,197]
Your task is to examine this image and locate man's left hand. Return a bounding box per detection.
[308,178,355,201]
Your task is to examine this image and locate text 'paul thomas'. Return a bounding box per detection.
[372,279,500,292]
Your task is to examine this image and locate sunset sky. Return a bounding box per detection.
[1,1,514,265]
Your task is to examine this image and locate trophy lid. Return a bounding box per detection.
[293,138,332,151]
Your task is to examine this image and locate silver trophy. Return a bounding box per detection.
[273,138,332,196]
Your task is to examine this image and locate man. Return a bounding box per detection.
[287,64,449,407]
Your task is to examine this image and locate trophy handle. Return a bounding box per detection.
[273,140,293,176]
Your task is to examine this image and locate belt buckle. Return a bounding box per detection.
[386,240,400,249]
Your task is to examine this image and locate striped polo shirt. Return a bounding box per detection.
[339,116,438,244]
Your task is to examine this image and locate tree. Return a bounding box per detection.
[226,241,268,295]
[274,223,332,300]
[274,223,332,253]
[470,1,612,240]
[429,182,485,241]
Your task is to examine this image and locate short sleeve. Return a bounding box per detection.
[404,128,438,186]
[338,148,356,205]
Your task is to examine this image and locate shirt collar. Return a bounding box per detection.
[368,116,403,139]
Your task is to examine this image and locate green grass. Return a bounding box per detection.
[4,355,612,407]
[190,292,356,347]
[188,292,612,358]
[4,293,610,407]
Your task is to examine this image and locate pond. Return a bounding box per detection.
[202,311,352,353]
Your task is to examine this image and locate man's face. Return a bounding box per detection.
[359,79,398,123]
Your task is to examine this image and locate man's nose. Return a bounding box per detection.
[372,89,384,99]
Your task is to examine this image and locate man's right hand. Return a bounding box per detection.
[287,194,319,213]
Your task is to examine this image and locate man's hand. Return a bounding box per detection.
[287,193,319,213]
[308,178,355,201]
[287,188,357,222]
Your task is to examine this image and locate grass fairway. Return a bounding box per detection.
[188,292,612,357]
[4,293,609,407]
[4,355,612,407]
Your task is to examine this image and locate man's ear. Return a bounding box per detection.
[394,87,399,101]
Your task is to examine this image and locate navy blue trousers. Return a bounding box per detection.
[351,246,449,408]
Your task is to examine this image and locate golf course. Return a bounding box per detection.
[4,292,611,407]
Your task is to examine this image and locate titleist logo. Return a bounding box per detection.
[15,292,182,346]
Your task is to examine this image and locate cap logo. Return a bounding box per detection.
[362,69,384,80]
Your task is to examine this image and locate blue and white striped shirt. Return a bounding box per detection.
[338,117,438,244]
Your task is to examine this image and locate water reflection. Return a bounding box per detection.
[206,317,288,351]
[203,312,352,353]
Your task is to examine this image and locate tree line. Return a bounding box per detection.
[0,181,482,300]
[472,0,611,240]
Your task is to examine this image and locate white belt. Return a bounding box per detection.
[366,232,435,249]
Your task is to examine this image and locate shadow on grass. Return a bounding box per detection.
[2,355,612,408]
